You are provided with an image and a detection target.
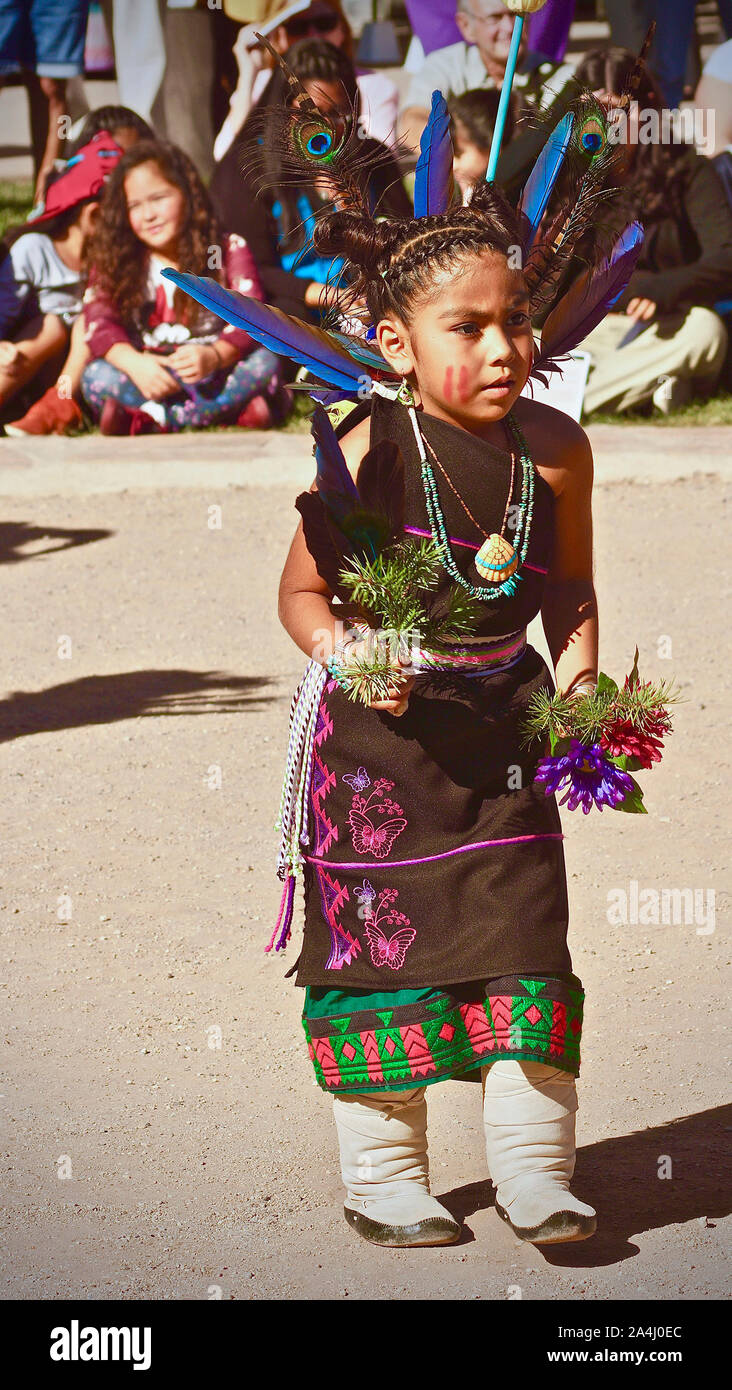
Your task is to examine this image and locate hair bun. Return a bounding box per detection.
[312,210,403,274]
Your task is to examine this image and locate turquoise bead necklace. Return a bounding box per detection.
[406,402,536,603]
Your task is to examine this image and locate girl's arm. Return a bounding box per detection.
[82,280,135,361]
[279,414,414,716]
[539,416,599,698]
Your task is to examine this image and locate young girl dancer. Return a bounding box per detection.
[165,65,645,1248]
[81,141,287,434]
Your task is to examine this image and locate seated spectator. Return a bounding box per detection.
[214,1,399,161]
[1,132,123,433]
[68,105,155,155]
[210,39,412,326]
[449,88,516,201]
[572,49,732,416]
[695,38,732,158]
[399,0,576,194]
[23,104,155,225]
[79,140,288,435]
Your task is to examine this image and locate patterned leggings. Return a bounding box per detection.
[81,348,281,432]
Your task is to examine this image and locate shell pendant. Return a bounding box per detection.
[474,533,519,582]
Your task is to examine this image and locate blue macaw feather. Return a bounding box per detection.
[160,270,371,392]
[537,220,644,366]
[413,90,454,218]
[307,387,359,405]
[518,112,574,251]
[329,329,392,376]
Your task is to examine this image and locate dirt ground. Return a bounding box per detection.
[0,432,729,1301]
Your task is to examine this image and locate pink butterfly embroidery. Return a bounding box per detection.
[348,810,407,858]
[365,922,416,970]
[342,767,370,792]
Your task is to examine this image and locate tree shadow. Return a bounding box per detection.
[437,1106,732,1264]
[0,521,112,564]
[0,669,284,742]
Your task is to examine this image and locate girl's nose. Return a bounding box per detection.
[485,330,515,363]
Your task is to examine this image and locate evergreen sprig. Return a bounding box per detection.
[333,538,482,702]
[520,649,683,751]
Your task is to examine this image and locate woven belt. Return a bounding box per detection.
[410,628,527,675]
[267,628,528,956]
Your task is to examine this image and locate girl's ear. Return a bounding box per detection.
[375,316,415,380]
[79,202,100,235]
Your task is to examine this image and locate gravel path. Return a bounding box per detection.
[0,432,729,1300]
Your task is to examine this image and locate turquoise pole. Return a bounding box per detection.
[485,15,525,183]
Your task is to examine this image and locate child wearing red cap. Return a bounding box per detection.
[1,132,123,435]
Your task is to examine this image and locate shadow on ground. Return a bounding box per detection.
[438,1105,732,1265]
[0,520,112,564]
[0,669,284,741]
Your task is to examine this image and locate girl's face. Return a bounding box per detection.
[452,120,490,194]
[124,161,187,257]
[377,249,533,436]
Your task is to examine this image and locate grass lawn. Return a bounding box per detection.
[585,395,732,427]
[214,389,732,435]
[1,176,729,433]
[0,180,33,238]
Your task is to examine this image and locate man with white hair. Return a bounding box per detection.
[399,0,577,193]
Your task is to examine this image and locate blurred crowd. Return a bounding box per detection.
[0,0,731,437]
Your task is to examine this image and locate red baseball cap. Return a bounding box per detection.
[32,130,124,223]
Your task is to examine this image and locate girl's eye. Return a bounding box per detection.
[453,323,480,336]
[509,312,530,326]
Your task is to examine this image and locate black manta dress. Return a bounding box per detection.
[292,393,584,1093]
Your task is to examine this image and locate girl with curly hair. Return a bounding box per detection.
[81,140,289,434]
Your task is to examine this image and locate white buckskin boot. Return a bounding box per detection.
[332,1087,461,1247]
[482,1059,597,1244]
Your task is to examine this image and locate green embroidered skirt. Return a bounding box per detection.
[303,971,584,1094]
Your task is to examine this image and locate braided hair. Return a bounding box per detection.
[312,180,524,325]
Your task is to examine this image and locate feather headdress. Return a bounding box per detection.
[413,91,455,219]
[520,21,656,314]
[163,31,649,393]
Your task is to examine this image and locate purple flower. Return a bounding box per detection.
[535,738,634,814]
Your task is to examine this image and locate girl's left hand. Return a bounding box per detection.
[166,343,219,383]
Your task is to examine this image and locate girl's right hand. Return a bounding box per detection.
[128,353,179,401]
[371,676,416,717]
[340,637,416,718]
